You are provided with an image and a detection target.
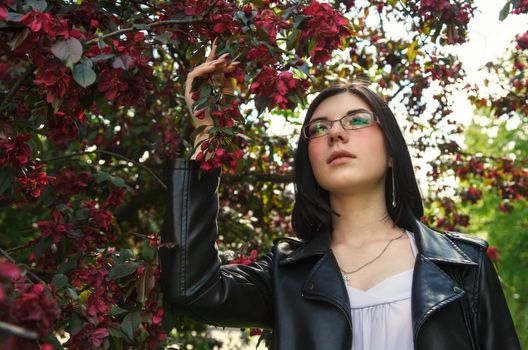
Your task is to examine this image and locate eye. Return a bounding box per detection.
[308,121,330,136]
[345,112,371,127]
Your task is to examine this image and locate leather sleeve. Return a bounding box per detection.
[476,248,521,349]
[160,158,274,330]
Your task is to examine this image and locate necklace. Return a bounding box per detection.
[339,230,406,286]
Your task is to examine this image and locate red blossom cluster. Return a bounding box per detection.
[34,62,73,103]
[516,32,528,50]
[37,209,72,244]
[227,249,258,265]
[460,186,482,204]
[511,0,528,14]
[418,0,474,43]
[85,32,154,107]
[487,246,501,261]
[0,0,15,20]
[64,323,111,349]
[20,11,73,38]
[254,8,290,44]
[0,260,60,349]
[425,57,463,82]
[17,164,53,200]
[196,139,244,171]
[251,66,309,110]
[48,110,85,146]
[152,116,181,161]
[298,0,350,63]
[0,134,33,167]
[51,169,91,198]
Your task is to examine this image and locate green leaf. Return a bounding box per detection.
[73,61,97,88]
[110,176,126,187]
[200,84,212,98]
[110,306,129,316]
[255,95,269,116]
[406,40,419,62]
[120,312,141,342]
[141,240,155,262]
[34,236,53,258]
[51,274,68,291]
[155,31,173,44]
[26,0,47,12]
[95,171,112,183]
[58,259,77,274]
[109,262,138,280]
[499,3,511,21]
[287,29,301,51]
[66,313,83,334]
[192,96,210,112]
[51,37,83,68]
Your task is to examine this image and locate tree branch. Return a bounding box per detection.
[38,149,166,190]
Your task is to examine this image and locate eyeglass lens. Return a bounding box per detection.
[305,111,373,139]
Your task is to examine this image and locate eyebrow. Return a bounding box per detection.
[310,109,370,122]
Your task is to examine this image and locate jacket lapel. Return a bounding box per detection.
[279,230,353,328]
[410,218,478,342]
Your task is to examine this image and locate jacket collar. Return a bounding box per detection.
[279,218,478,267]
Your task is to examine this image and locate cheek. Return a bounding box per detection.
[307,141,326,171]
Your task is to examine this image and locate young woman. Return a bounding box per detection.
[160,41,521,350]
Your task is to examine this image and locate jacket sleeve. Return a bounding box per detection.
[476,248,521,349]
[160,158,274,330]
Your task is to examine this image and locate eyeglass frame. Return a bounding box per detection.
[301,109,380,141]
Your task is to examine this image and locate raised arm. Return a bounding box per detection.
[159,40,273,330]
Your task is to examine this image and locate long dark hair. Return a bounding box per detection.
[291,82,424,241]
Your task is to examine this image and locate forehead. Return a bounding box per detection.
[310,92,371,121]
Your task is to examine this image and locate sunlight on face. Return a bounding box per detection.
[307,92,391,195]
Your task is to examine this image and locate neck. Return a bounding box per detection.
[329,179,399,247]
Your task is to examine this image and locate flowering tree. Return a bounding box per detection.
[0,0,525,348]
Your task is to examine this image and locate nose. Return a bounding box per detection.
[327,120,349,144]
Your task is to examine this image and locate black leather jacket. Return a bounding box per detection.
[160,159,521,349]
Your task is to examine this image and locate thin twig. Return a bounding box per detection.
[0,247,46,285]
[0,320,38,339]
[85,17,204,45]
[37,149,166,190]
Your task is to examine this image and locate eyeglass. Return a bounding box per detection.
[302,110,379,140]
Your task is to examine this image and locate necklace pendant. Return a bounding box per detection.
[343,274,350,286]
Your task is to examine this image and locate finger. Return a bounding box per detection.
[206,38,218,62]
[225,61,241,73]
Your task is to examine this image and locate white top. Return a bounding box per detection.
[346,230,417,350]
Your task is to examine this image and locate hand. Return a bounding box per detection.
[184,38,240,130]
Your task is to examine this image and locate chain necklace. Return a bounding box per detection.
[339,230,406,286]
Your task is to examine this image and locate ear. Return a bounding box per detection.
[388,156,393,167]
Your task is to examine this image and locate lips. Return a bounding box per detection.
[327,150,357,164]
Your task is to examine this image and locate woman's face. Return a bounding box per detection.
[307,92,391,195]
